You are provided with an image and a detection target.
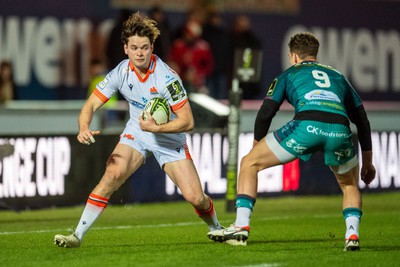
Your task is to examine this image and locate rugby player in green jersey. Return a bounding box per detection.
[208,32,376,251]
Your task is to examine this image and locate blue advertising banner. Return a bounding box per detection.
[1,131,399,210]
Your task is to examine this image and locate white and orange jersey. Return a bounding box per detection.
[93,55,188,145]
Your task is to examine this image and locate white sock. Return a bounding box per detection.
[235,207,252,227]
[75,194,108,240]
[345,216,360,239]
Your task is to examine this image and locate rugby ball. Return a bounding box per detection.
[142,97,171,125]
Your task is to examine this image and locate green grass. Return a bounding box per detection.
[1,192,399,267]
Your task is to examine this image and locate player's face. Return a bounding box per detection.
[124,35,154,73]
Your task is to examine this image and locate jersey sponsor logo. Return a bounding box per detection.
[307,100,345,111]
[130,100,145,109]
[165,74,175,84]
[98,78,108,89]
[123,133,135,140]
[285,138,307,154]
[306,125,348,138]
[305,90,341,103]
[334,148,352,160]
[128,84,133,90]
[167,80,186,101]
[267,78,277,96]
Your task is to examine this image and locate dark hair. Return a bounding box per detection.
[121,12,160,45]
[288,32,319,59]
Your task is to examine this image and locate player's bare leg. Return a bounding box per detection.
[208,138,283,245]
[55,144,144,248]
[335,164,362,251]
[164,159,222,232]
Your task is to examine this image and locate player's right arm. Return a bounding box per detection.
[254,99,280,142]
[77,93,103,145]
[253,76,284,144]
[344,80,376,185]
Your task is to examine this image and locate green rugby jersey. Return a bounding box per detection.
[265,61,363,118]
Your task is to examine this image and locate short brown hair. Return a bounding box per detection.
[121,12,160,45]
[288,32,319,59]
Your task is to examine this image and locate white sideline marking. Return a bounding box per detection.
[233,264,281,267]
[0,221,202,235]
[0,213,338,236]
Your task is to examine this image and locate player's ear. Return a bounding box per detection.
[293,53,297,63]
[124,44,128,55]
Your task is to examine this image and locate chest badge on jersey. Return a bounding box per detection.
[98,78,109,90]
[167,80,186,101]
[150,87,158,94]
[267,78,277,96]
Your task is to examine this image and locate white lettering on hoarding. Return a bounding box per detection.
[360,132,400,189]
[166,133,284,195]
[282,25,400,93]
[1,17,399,95]
[0,137,71,198]
[167,131,400,196]
[0,16,113,88]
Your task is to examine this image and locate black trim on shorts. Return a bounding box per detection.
[293,110,350,127]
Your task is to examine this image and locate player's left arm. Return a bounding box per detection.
[253,76,283,144]
[139,99,194,133]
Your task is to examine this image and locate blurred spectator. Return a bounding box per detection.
[202,10,230,99]
[148,5,172,60]
[168,19,214,94]
[171,8,206,41]
[0,61,16,103]
[230,15,263,99]
[87,58,117,108]
[87,58,121,124]
[106,9,132,70]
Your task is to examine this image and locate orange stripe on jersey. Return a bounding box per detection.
[93,88,109,103]
[184,144,192,160]
[130,55,157,83]
[171,99,188,112]
[168,67,178,75]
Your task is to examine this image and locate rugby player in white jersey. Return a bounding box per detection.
[54,12,222,248]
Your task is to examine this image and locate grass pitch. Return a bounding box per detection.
[1,192,399,267]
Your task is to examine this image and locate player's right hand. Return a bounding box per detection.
[360,164,376,185]
[77,130,101,145]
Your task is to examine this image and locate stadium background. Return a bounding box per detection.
[0,0,399,210]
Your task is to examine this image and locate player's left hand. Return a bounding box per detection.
[139,111,159,132]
